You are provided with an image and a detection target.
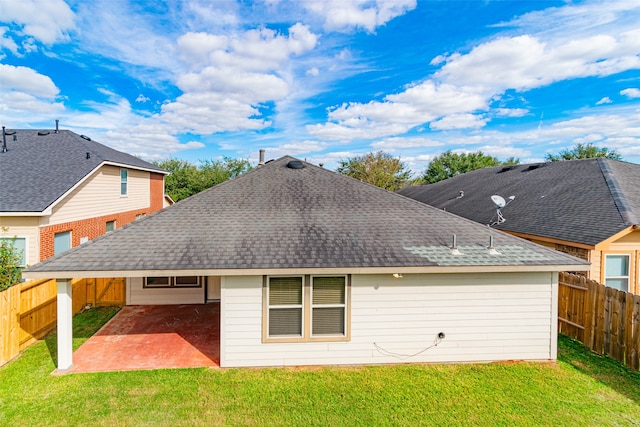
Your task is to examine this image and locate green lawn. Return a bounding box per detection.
[1,307,639,426]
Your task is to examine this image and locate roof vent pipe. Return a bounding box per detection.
[2,126,7,153]
[55,119,59,133]
[258,149,265,166]
[450,234,462,256]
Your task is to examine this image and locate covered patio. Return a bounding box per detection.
[67,303,220,373]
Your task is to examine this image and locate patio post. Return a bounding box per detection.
[56,279,73,372]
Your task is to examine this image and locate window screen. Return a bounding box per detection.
[268,277,303,337]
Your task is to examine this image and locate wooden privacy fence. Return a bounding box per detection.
[558,272,640,371]
[0,277,125,366]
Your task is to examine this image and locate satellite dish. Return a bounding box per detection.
[491,195,506,208]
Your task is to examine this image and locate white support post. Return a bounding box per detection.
[56,279,73,372]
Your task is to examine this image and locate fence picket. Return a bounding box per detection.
[0,277,125,366]
[558,272,639,372]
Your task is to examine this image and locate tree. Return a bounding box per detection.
[0,232,22,291]
[421,151,519,184]
[154,157,253,202]
[545,143,622,161]
[336,151,412,191]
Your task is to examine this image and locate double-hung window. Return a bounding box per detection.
[604,254,630,291]
[264,275,349,342]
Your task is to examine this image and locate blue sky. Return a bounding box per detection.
[1,0,639,174]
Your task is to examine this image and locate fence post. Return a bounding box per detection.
[0,285,20,365]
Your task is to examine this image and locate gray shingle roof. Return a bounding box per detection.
[398,158,640,246]
[0,129,166,212]
[25,156,587,275]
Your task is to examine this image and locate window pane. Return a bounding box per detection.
[175,276,199,287]
[269,308,302,336]
[269,277,302,305]
[605,278,628,291]
[605,255,629,277]
[54,231,71,255]
[1,238,25,265]
[313,277,345,304]
[106,221,116,232]
[146,277,171,287]
[120,169,128,195]
[312,307,345,335]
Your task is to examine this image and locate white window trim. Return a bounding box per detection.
[604,253,631,292]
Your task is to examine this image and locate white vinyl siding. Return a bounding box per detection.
[127,277,205,305]
[46,165,150,226]
[0,217,39,265]
[220,272,557,368]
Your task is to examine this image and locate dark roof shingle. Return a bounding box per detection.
[398,158,640,246]
[0,129,166,212]
[25,156,587,274]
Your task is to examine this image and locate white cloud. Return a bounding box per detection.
[306,67,320,76]
[135,94,151,103]
[494,108,529,117]
[621,88,640,99]
[596,97,613,105]
[0,64,59,97]
[371,137,444,151]
[0,26,19,55]
[430,114,488,131]
[0,0,74,45]
[304,0,417,32]
[434,33,640,93]
[161,23,318,134]
[263,140,329,158]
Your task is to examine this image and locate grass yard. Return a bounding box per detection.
[1,307,639,426]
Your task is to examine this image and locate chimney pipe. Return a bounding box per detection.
[2,126,7,153]
[258,149,265,166]
[55,119,59,133]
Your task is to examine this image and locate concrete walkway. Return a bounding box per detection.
[68,303,220,373]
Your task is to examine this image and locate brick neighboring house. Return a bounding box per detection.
[398,158,640,294]
[0,127,169,265]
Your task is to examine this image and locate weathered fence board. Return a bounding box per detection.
[558,272,639,372]
[0,277,125,366]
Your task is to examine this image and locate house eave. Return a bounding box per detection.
[0,210,49,217]
[22,264,590,280]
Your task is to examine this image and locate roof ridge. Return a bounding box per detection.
[598,157,638,226]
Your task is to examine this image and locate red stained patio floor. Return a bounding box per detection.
[68,303,220,373]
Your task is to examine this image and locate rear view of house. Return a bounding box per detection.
[0,125,169,265]
[24,156,588,371]
[399,158,640,294]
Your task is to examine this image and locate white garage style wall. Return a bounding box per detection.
[220,272,558,368]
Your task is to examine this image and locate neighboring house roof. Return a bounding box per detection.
[24,156,587,278]
[0,129,167,213]
[398,158,640,247]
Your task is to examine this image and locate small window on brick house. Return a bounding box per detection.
[54,231,72,255]
[106,220,116,232]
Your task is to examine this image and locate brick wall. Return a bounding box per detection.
[149,172,165,212]
[39,208,149,261]
[38,171,165,261]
